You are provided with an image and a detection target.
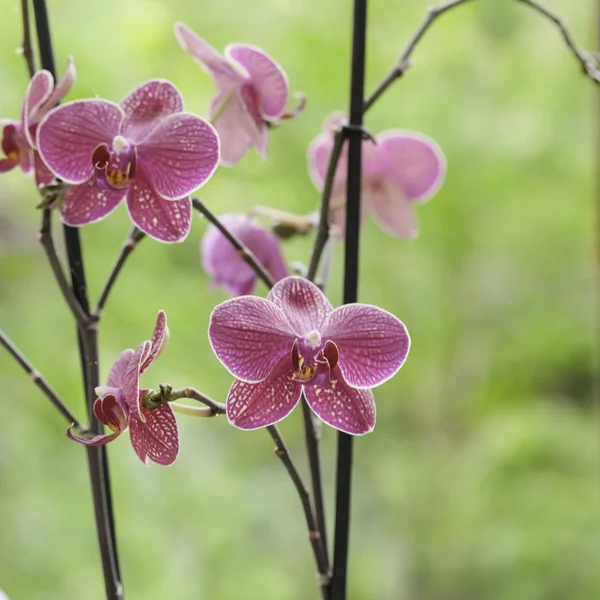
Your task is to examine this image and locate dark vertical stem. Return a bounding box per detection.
[331,0,368,598]
[31,2,122,598]
[20,0,37,78]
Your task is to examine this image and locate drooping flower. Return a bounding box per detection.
[37,79,220,243]
[175,22,304,166]
[68,311,179,466]
[209,276,410,435]
[308,113,446,239]
[201,213,288,297]
[1,58,75,186]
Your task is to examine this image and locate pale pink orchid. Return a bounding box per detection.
[308,114,446,239]
[68,311,179,466]
[201,213,288,297]
[37,79,220,243]
[175,22,304,166]
[209,277,410,435]
[1,58,75,186]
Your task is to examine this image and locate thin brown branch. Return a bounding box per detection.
[0,327,81,426]
[20,0,37,77]
[192,197,275,289]
[38,209,91,329]
[93,227,145,320]
[516,0,600,84]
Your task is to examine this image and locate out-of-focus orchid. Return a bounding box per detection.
[201,213,288,297]
[209,276,410,435]
[37,79,219,243]
[1,58,75,186]
[175,22,304,166]
[68,311,179,466]
[308,114,446,239]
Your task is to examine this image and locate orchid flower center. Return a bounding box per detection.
[92,135,137,191]
[291,334,339,385]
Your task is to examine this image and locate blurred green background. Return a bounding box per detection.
[1,0,598,598]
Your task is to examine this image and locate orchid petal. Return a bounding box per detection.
[307,132,343,192]
[93,394,129,432]
[21,70,53,147]
[129,404,179,466]
[121,79,184,143]
[126,178,192,243]
[378,130,446,202]
[174,22,248,89]
[226,45,288,118]
[39,56,76,119]
[226,355,302,430]
[369,179,419,239]
[135,112,219,200]
[323,303,410,389]
[106,348,135,388]
[34,152,55,187]
[0,158,18,173]
[304,367,375,435]
[67,426,121,446]
[60,179,125,226]
[140,310,169,374]
[122,341,149,418]
[37,99,124,184]
[209,296,296,383]
[267,276,333,336]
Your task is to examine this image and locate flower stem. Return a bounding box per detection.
[20,0,36,78]
[0,327,81,426]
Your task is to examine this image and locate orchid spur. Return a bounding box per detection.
[209,277,410,435]
[68,311,179,466]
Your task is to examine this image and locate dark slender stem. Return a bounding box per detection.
[331,0,368,598]
[20,0,36,77]
[192,198,275,289]
[0,327,81,426]
[31,2,122,598]
[363,0,475,113]
[266,425,331,595]
[93,228,145,320]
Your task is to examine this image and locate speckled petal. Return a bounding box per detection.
[126,178,192,243]
[226,44,288,118]
[129,404,179,466]
[121,79,184,143]
[322,303,410,389]
[34,152,55,186]
[267,276,333,336]
[304,367,375,435]
[37,99,124,184]
[209,295,296,383]
[226,355,302,430]
[106,348,135,388]
[135,112,219,200]
[21,70,53,147]
[140,310,169,374]
[60,180,125,226]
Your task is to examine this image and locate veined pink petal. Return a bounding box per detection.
[126,178,192,243]
[304,367,376,435]
[67,426,121,446]
[122,341,149,419]
[136,112,219,200]
[267,277,333,336]
[369,179,419,239]
[209,296,296,383]
[226,45,288,118]
[34,152,55,187]
[106,348,135,388]
[174,22,248,90]
[121,79,184,143]
[140,310,169,374]
[129,404,179,466]
[226,355,302,430]
[323,303,410,389]
[378,130,446,202]
[39,56,76,120]
[60,180,125,226]
[37,99,124,184]
[21,70,53,148]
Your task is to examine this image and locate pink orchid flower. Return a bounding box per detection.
[175,22,304,166]
[68,311,179,466]
[209,276,410,435]
[36,79,220,243]
[308,114,446,239]
[201,213,288,297]
[1,58,75,186]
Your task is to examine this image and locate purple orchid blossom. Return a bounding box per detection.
[201,213,288,297]
[308,113,446,239]
[68,311,179,466]
[1,58,75,186]
[209,276,410,435]
[36,79,220,243]
[175,22,305,166]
